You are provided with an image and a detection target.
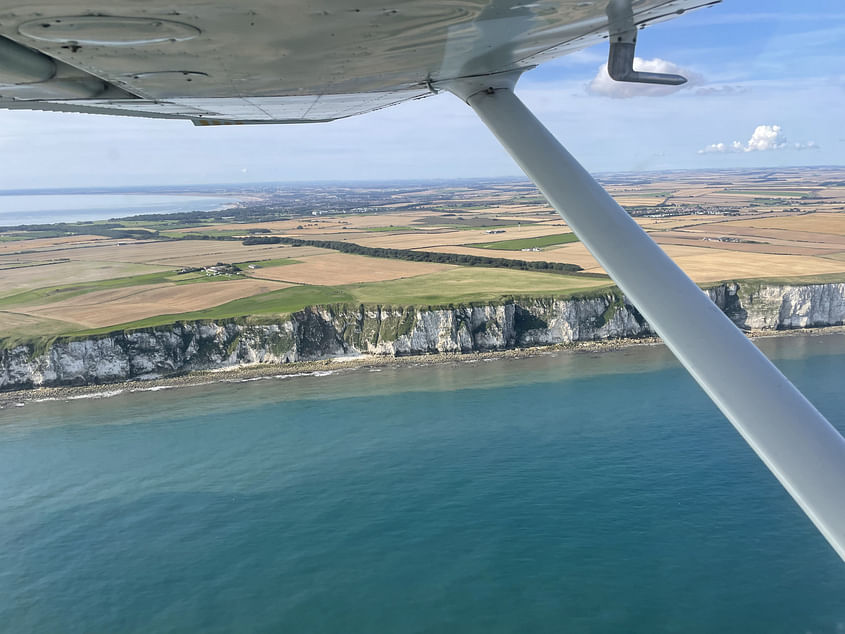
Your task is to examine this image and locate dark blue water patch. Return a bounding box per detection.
[1,341,844,632]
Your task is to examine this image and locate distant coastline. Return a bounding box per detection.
[0,192,244,227]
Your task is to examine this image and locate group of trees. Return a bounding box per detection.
[241,236,282,245]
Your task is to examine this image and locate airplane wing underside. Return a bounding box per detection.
[0,0,716,124]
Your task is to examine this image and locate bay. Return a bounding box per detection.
[1,335,844,633]
[0,193,240,226]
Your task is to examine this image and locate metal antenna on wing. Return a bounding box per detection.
[605,0,687,85]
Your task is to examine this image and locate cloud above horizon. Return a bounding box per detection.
[587,58,700,98]
[698,125,818,154]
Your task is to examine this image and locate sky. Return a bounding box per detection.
[0,0,843,189]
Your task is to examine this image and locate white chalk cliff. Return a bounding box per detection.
[3,281,844,390]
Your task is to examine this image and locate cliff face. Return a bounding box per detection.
[708,281,845,330]
[3,281,845,390]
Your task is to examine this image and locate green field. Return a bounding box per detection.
[68,268,613,336]
[57,266,845,341]
[0,234,39,242]
[364,226,420,232]
[469,233,580,250]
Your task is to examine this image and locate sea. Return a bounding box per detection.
[1,334,844,633]
[0,193,240,226]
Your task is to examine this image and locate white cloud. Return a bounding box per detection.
[698,125,818,154]
[746,124,788,151]
[586,58,700,98]
[698,141,741,154]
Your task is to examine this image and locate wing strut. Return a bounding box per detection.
[440,72,845,561]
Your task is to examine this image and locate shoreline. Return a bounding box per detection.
[3,325,845,407]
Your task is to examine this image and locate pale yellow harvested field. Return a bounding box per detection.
[494,214,556,223]
[634,215,739,231]
[292,228,451,242]
[668,252,845,282]
[613,196,667,207]
[482,242,845,282]
[24,279,290,328]
[247,252,454,285]
[650,227,845,249]
[0,260,167,297]
[713,213,845,236]
[526,239,844,281]
[681,224,845,247]
[666,195,742,206]
[0,234,112,255]
[663,187,714,197]
[647,243,845,280]
[281,231,361,242]
[530,218,571,227]
[63,240,328,266]
[285,229,423,241]
[0,249,69,263]
[353,231,471,249]
[648,234,834,256]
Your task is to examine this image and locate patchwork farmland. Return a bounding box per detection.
[2,166,845,343]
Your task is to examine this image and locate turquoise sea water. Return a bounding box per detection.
[1,335,844,633]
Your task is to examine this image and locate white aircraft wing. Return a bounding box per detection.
[0,0,716,123]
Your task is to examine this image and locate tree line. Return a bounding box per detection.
[242,236,583,274]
